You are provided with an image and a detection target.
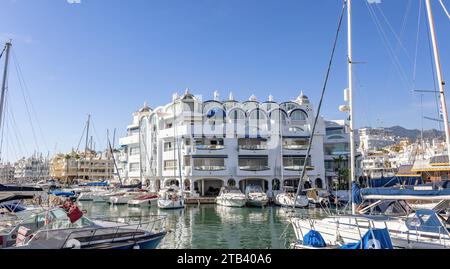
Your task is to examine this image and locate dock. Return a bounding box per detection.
[185,197,216,205]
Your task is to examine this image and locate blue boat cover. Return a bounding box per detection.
[352,182,362,205]
[405,209,446,234]
[50,191,75,197]
[302,230,326,248]
[340,228,393,249]
[368,177,423,188]
[361,188,450,197]
[80,181,108,187]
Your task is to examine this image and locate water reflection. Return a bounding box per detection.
[78,202,334,249]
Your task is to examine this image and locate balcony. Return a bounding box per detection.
[194,165,226,171]
[283,165,315,171]
[283,144,308,150]
[119,134,139,146]
[196,144,225,150]
[239,165,270,171]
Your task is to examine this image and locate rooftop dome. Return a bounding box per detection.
[139,102,151,112]
[296,91,310,104]
[249,94,257,102]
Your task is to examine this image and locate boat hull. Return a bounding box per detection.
[216,197,246,207]
[157,199,184,209]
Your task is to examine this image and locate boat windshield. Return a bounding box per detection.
[405,209,448,234]
[19,208,95,232]
[245,185,263,194]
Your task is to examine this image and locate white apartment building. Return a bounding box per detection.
[135,90,326,198]
[14,154,50,182]
[359,127,396,155]
[0,162,15,183]
[323,120,362,187]
[115,103,151,184]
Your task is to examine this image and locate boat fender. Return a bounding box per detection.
[65,239,81,249]
[366,239,381,249]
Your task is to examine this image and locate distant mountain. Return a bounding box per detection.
[386,126,444,141]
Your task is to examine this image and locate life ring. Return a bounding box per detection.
[65,239,81,249]
[366,239,381,249]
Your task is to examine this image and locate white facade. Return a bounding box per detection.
[138,90,326,198]
[14,154,50,182]
[359,127,396,154]
[0,162,15,183]
[115,103,150,184]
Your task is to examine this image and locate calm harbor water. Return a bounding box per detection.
[77,201,333,249]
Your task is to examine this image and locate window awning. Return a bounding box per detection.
[239,155,268,159]
[191,155,228,159]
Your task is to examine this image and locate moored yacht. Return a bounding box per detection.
[216,186,246,208]
[245,185,268,207]
[157,186,184,209]
[128,193,158,207]
[274,187,309,208]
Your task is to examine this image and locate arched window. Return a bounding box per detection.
[304,181,312,189]
[248,109,268,132]
[269,109,288,130]
[227,178,236,187]
[315,178,323,189]
[290,109,308,121]
[272,178,281,191]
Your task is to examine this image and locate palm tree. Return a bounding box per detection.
[333,155,349,190]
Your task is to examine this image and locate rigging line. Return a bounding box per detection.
[413,0,423,85]
[367,2,412,89]
[294,0,346,207]
[0,45,5,60]
[365,1,412,92]
[11,50,41,153]
[0,90,6,161]
[375,3,412,62]
[6,95,27,156]
[439,0,450,19]
[90,118,104,150]
[76,121,87,152]
[11,49,49,152]
[6,109,24,158]
[424,8,442,131]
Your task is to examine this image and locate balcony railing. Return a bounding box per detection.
[238,145,268,150]
[283,145,308,150]
[194,166,226,171]
[195,145,225,150]
[239,165,270,171]
[283,165,315,171]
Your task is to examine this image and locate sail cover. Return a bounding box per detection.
[302,230,326,248]
[340,228,393,249]
[361,188,450,200]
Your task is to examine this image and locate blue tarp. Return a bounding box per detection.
[361,188,450,198]
[50,191,76,197]
[405,209,446,234]
[302,230,326,248]
[352,182,362,205]
[340,228,393,249]
[368,177,423,188]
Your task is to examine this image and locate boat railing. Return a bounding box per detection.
[55,215,167,249]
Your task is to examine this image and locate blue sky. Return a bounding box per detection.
[0,0,449,161]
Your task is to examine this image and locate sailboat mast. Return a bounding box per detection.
[0,41,12,136]
[347,0,356,215]
[425,0,450,161]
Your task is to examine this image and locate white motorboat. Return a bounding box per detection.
[157,186,184,209]
[128,193,159,207]
[77,191,95,201]
[245,185,268,207]
[109,192,142,205]
[274,187,309,208]
[216,187,246,208]
[305,188,329,207]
